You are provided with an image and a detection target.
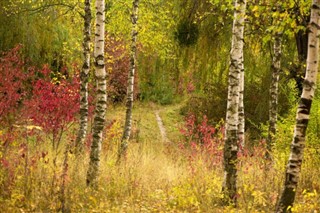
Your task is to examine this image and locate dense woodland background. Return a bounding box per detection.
[1,0,320,212]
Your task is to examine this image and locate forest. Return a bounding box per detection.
[1,0,320,212]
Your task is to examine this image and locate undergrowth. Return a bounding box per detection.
[0,103,320,212]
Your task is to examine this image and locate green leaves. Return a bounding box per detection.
[245,0,311,45]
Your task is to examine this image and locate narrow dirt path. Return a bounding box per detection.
[155,110,169,143]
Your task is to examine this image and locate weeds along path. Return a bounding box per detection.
[155,110,170,143]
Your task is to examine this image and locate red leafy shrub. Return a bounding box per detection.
[180,114,224,167]
[105,33,139,103]
[0,45,28,125]
[238,139,267,159]
[0,46,82,149]
[24,65,80,146]
[0,45,38,148]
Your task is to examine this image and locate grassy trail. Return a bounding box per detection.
[1,102,320,212]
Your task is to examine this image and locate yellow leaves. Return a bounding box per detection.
[205,188,212,195]
[78,202,84,209]
[302,189,318,199]
[272,11,280,19]
[280,12,288,19]
[289,18,297,29]
[252,5,259,13]
[170,181,200,209]
[106,59,114,64]
[12,124,42,131]
[104,120,122,146]
[240,183,268,209]
[291,189,320,212]
[10,191,25,207]
[251,190,267,207]
[89,196,97,205]
[262,34,271,45]
[107,67,113,74]
[251,5,260,18]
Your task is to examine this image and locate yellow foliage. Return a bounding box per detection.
[1,104,320,212]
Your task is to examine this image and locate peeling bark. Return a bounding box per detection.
[118,0,139,162]
[276,1,320,212]
[86,0,106,187]
[222,0,246,205]
[75,0,91,153]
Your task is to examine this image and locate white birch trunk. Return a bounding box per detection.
[222,0,246,205]
[86,0,106,186]
[266,32,282,160]
[118,0,139,162]
[238,62,245,147]
[75,0,91,153]
[276,1,320,211]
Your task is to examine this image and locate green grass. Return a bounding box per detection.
[158,102,184,143]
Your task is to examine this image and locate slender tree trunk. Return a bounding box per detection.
[86,0,106,187]
[238,62,245,147]
[222,0,246,205]
[292,29,308,96]
[266,33,282,160]
[289,4,309,96]
[294,0,310,96]
[276,1,320,212]
[75,0,91,153]
[117,0,139,162]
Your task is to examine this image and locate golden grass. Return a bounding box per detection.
[0,103,319,212]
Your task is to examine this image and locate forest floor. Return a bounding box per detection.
[1,102,320,212]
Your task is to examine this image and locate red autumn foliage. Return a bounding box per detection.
[0,45,28,125]
[180,114,216,146]
[105,33,139,103]
[180,114,224,166]
[0,45,82,149]
[24,65,80,137]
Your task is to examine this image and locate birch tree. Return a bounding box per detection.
[291,2,309,96]
[238,62,245,147]
[276,1,320,211]
[117,0,140,162]
[222,0,246,205]
[266,32,282,160]
[86,0,106,186]
[75,0,91,152]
